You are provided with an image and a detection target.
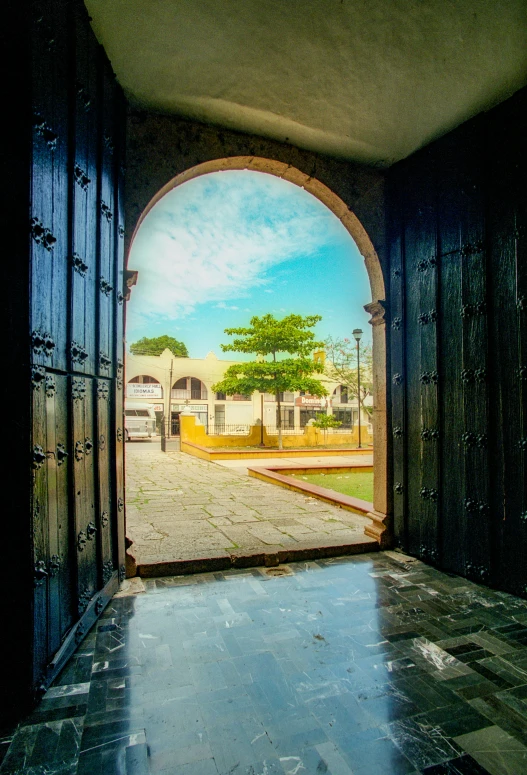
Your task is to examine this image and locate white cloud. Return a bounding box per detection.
[127,171,341,335]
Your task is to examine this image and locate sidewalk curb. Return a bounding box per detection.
[247,463,373,515]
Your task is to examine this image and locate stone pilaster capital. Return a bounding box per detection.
[364,300,387,327]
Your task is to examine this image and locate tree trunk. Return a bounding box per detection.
[276,391,283,450]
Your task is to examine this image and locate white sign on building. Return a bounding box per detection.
[126,383,163,399]
[295,395,324,408]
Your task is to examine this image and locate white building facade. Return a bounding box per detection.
[125,349,372,433]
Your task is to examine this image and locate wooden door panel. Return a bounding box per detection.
[50,374,75,644]
[436,126,485,256]
[71,3,99,376]
[114,96,127,579]
[98,66,117,379]
[487,122,527,595]
[403,154,439,562]
[460,242,490,583]
[114,379,126,582]
[436,131,490,580]
[388,178,406,547]
[402,216,422,557]
[96,380,115,585]
[72,377,99,617]
[504,119,527,597]
[32,375,49,691]
[114,238,125,581]
[515,199,527,597]
[438,252,464,574]
[30,0,70,373]
[44,372,61,656]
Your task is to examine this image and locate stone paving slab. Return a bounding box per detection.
[125,441,376,574]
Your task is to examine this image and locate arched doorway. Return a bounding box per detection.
[126,157,390,546]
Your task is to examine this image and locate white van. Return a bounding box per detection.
[124,401,157,441]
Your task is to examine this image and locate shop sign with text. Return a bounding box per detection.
[295,395,323,408]
[126,383,163,398]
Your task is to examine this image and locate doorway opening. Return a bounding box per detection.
[124,158,388,574]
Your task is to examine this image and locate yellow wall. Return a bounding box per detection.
[180,414,262,447]
[265,425,373,447]
[180,414,373,451]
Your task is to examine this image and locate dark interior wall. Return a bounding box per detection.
[3,0,126,725]
[387,87,527,597]
[4,0,33,730]
[125,110,386,274]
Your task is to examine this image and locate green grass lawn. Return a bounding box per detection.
[290,471,374,502]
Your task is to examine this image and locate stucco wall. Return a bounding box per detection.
[125,110,386,276]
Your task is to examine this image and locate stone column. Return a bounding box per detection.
[363,300,392,548]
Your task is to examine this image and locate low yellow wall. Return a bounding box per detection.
[180,414,373,452]
[181,443,373,461]
[180,414,262,447]
[264,425,373,448]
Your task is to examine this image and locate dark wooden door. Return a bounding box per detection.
[27,0,126,700]
[387,91,527,598]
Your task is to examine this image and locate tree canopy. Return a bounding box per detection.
[311,412,342,445]
[324,336,373,416]
[212,313,328,448]
[129,335,189,358]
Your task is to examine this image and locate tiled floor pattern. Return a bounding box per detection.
[2,551,527,774]
[125,441,372,566]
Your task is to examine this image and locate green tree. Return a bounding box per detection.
[324,336,373,418]
[311,412,342,446]
[212,313,328,449]
[129,335,189,357]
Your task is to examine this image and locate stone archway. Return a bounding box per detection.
[127,156,391,546]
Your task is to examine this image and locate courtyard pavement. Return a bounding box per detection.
[125,441,374,572]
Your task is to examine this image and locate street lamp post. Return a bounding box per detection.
[167,359,173,440]
[352,329,363,449]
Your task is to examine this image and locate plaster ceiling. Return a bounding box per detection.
[86,0,527,167]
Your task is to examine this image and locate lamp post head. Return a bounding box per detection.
[352,329,363,343]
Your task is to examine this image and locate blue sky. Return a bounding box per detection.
[127,170,372,359]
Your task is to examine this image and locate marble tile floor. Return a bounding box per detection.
[2,551,527,775]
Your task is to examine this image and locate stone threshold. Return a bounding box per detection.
[132,536,378,578]
[247,463,373,516]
